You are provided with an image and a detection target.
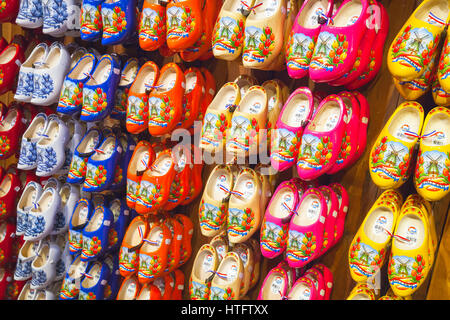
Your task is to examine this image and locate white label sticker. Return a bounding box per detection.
[270,276,284,294]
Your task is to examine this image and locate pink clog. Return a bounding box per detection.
[287,276,317,300]
[303,267,327,300]
[257,265,290,300]
[297,94,347,180]
[285,0,335,79]
[346,1,389,90]
[328,182,349,245]
[313,264,334,300]
[260,181,299,259]
[316,185,339,256]
[286,188,328,268]
[309,0,371,83]
[327,91,360,174]
[270,88,314,172]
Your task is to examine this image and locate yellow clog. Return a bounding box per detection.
[347,283,378,300]
[189,244,219,300]
[414,106,450,201]
[388,0,450,81]
[348,190,403,283]
[369,101,425,190]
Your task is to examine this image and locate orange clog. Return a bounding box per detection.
[179,67,205,130]
[175,213,194,267]
[139,1,167,52]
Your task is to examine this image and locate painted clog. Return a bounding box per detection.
[30,240,61,289]
[286,188,328,268]
[189,244,219,300]
[57,118,86,176]
[16,0,43,28]
[80,0,103,41]
[0,0,20,23]
[81,54,121,122]
[30,42,71,106]
[126,140,154,209]
[297,94,347,180]
[199,165,234,238]
[166,0,203,51]
[79,261,110,300]
[16,181,43,237]
[0,43,25,96]
[179,67,205,130]
[0,106,26,160]
[68,198,94,256]
[147,63,185,136]
[15,43,48,103]
[83,134,122,192]
[257,264,290,300]
[110,132,136,191]
[175,213,194,267]
[67,128,103,184]
[414,106,450,201]
[101,0,137,46]
[163,145,191,211]
[316,185,339,256]
[209,251,243,300]
[348,190,403,283]
[200,82,240,154]
[285,0,334,79]
[81,205,113,262]
[116,274,140,300]
[119,216,149,278]
[260,181,299,259]
[52,183,80,236]
[14,240,40,281]
[139,0,166,52]
[369,101,424,189]
[42,0,73,37]
[388,0,449,82]
[242,0,287,70]
[35,115,69,177]
[329,182,349,245]
[226,85,267,157]
[59,254,90,300]
[271,87,314,172]
[57,53,98,115]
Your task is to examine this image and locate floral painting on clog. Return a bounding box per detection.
[260,219,288,256]
[136,181,162,210]
[68,155,88,181]
[17,0,43,23]
[416,149,450,193]
[58,80,84,114]
[201,113,228,148]
[349,237,386,279]
[286,230,317,263]
[81,3,102,36]
[209,286,235,300]
[167,6,194,40]
[140,7,166,43]
[84,164,109,190]
[126,178,140,205]
[438,37,450,80]
[391,26,437,73]
[119,248,138,274]
[69,230,83,254]
[82,88,108,119]
[227,207,255,240]
[227,116,259,153]
[0,136,11,159]
[310,32,348,72]
[199,201,227,234]
[33,74,54,100]
[127,95,149,128]
[60,280,80,300]
[148,96,173,128]
[271,128,301,166]
[286,33,316,72]
[297,135,333,171]
[102,6,127,40]
[189,280,210,300]
[388,254,426,291]
[212,17,244,55]
[243,26,275,65]
[138,254,162,281]
[82,235,103,260]
[36,147,58,174]
[370,138,411,184]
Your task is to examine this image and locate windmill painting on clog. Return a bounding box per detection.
[80,0,103,41]
[139,1,166,51]
[242,25,275,67]
[388,0,449,81]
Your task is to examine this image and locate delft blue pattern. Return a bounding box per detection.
[14,260,32,279]
[43,0,69,32]
[53,210,66,233]
[19,140,38,167]
[17,0,43,22]
[16,72,35,97]
[16,210,29,234]
[33,74,54,100]
[31,269,47,288]
[55,258,66,278]
[61,148,73,172]
[25,215,46,238]
[37,147,57,174]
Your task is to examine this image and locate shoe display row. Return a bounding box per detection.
[258,261,333,300]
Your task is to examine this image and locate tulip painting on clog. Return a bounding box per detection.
[80,0,103,41]
[101,0,136,46]
[212,16,245,59]
[242,26,275,67]
[310,33,349,73]
[139,3,166,51]
[286,33,316,77]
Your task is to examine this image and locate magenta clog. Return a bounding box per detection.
[350,91,370,166]
[260,181,299,259]
[285,0,335,79]
[303,267,326,300]
[345,1,389,90]
[297,94,347,180]
[313,264,333,300]
[270,88,314,172]
[327,91,360,174]
[287,276,317,300]
[286,188,327,268]
[309,0,371,83]
[328,182,349,245]
[257,265,290,300]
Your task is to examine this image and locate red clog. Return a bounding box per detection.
[0,0,20,23]
[0,221,16,267]
[0,43,25,95]
[0,106,25,160]
[0,173,22,222]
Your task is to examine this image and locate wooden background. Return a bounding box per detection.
[1,0,450,300]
